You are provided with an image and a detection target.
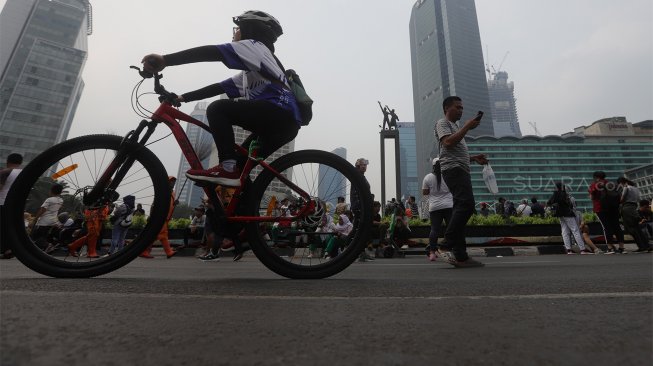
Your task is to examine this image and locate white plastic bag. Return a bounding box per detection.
[482,163,499,194]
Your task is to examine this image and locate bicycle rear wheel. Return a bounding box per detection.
[246,150,373,279]
[3,134,170,278]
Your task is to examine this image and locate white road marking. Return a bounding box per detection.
[2,290,651,301]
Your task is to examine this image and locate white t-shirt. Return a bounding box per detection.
[422,173,453,212]
[35,196,64,227]
[217,40,301,125]
[516,204,532,216]
[0,168,22,205]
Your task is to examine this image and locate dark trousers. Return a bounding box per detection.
[441,167,475,261]
[621,203,649,249]
[0,205,7,254]
[597,210,624,244]
[429,208,452,252]
[206,99,299,163]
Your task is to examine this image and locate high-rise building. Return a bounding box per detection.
[0,0,93,164]
[409,0,494,184]
[467,118,653,212]
[488,71,522,137]
[174,102,213,209]
[397,122,419,200]
[319,147,346,210]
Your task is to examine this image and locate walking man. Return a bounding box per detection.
[0,153,23,259]
[434,96,488,267]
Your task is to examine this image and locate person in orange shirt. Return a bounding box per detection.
[68,205,109,258]
[140,176,178,259]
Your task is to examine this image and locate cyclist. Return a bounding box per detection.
[141,10,301,187]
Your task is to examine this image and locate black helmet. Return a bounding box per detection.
[233,10,283,39]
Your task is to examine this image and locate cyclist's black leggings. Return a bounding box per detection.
[206,99,299,164]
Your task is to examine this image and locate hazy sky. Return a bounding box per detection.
[3,0,652,200]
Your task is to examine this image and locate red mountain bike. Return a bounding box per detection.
[4,67,372,279]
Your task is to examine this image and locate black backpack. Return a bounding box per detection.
[600,184,620,213]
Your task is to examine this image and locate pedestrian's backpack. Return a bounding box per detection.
[551,191,571,217]
[599,183,620,212]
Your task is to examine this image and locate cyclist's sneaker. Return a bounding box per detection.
[580,249,593,255]
[186,164,240,186]
[198,252,220,261]
[566,250,575,255]
[428,252,437,262]
[605,248,616,254]
[617,248,627,254]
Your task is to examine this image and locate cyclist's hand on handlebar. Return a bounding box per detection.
[141,54,166,73]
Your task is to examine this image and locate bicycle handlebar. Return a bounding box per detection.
[129,65,181,107]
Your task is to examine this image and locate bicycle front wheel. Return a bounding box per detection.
[3,134,170,278]
[246,150,373,279]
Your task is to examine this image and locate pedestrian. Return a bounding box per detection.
[638,200,652,247]
[530,197,545,217]
[107,195,135,255]
[547,183,591,254]
[516,199,532,217]
[351,158,374,262]
[183,206,206,248]
[0,153,23,259]
[140,176,178,259]
[407,196,419,218]
[133,203,146,216]
[335,196,348,215]
[422,157,453,262]
[30,183,64,251]
[433,96,487,267]
[67,204,110,258]
[479,202,490,217]
[324,214,353,259]
[495,197,506,217]
[588,171,625,254]
[617,177,650,252]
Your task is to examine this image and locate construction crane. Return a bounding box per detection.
[528,122,542,137]
[485,49,510,79]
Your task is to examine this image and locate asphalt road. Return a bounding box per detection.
[1,253,652,366]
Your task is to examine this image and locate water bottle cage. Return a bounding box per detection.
[248,140,263,162]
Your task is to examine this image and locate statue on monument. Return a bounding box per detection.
[378,101,400,130]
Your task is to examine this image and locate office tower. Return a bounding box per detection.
[319,147,346,210]
[174,103,213,209]
[410,0,494,183]
[0,0,93,164]
[397,122,419,200]
[467,118,653,211]
[488,71,522,137]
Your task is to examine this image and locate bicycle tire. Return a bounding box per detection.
[246,150,373,279]
[3,134,170,278]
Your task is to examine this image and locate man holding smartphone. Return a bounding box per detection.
[434,96,488,268]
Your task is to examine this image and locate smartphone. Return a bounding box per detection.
[474,111,484,121]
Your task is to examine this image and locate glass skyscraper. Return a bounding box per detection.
[174,102,213,209]
[397,122,419,200]
[409,0,494,184]
[409,0,494,183]
[319,147,346,210]
[488,71,522,137]
[467,118,653,212]
[0,0,92,164]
